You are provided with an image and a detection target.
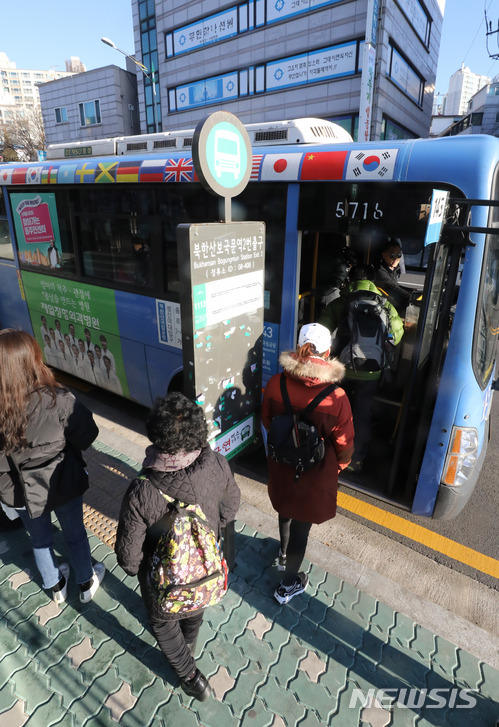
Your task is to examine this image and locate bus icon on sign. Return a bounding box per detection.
[214,129,240,179]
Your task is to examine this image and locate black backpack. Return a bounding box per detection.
[336,290,391,372]
[267,374,337,480]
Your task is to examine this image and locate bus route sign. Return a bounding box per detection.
[192,112,252,200]
[177,220,265,459]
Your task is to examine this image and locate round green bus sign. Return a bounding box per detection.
[192,112,252,198]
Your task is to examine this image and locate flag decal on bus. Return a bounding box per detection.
[345,149,398,180]
[300,150,348,180]
[260,153,303,180]
[95,162,118,183]
[116,161,140,183]
[139,159,168,183]
[164,158,193,182]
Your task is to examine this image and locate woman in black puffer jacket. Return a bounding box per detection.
[0,329,104,604]
[115,392,240,702]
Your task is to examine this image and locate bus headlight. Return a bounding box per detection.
[442,426,478,486]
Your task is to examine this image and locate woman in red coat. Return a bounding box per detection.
[261,322,354,604]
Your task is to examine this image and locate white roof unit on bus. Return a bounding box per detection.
[46,118,352,160]
[244,118,353,144]
[115,129,195,155]
[45,138,117,160]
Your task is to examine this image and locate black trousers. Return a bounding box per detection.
[343,378,379,463]
[139,576,204,680]
[278,516,312,586]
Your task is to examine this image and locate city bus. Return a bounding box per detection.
[0,120,497,520]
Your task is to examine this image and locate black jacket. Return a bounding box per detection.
[0,388,98,518]
[115,446,240,617]
[374,261,411,311]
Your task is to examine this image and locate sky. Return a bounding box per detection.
[1,0,499,96]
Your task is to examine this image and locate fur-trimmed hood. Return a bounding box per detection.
[279,351,345,386]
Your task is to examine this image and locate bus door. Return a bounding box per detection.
[297,182,465,510]
[385,226,463,504]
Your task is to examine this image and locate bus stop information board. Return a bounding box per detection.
[178,111,265,458]
[178,221,265,458]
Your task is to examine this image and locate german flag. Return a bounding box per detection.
[116,161,140,183]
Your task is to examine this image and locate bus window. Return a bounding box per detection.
[235,184,287,325]
[0,189,14,260]
[71,187,155,288]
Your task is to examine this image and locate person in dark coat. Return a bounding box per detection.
[115,393,240,702]
[373,238,412,312]
[261,322,354,605]
[0,329,105,604]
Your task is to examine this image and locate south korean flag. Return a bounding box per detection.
[26,167,42,184]
[345,149,398,180]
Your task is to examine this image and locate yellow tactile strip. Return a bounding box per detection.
[83,503,118,549]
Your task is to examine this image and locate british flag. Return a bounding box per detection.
[164,157,193,182]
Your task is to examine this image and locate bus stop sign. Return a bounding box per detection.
[192,112,252,200]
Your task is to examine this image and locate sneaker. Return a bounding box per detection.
[52,563,70,604]
[274,572,309,605]
[275,549,287,572]
[79,562,105,603]
[346,460,363,473]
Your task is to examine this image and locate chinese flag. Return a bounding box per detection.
[300,151,348,180]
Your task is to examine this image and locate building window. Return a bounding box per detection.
[471,112,483,126]
[395,0,431,46]
[388,45,424,105]
[138,0,161,133]
[55,107,68,124]
[79,100,101,126]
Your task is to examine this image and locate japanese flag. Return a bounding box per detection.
[0,167,13,184]
[260,153,303,181]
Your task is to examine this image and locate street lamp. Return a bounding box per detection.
[101,36,159,134]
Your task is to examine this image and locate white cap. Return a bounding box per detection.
[298,323,331,354]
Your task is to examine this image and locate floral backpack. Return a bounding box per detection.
[145,481,228,614]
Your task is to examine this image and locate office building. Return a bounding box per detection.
[130,0,445,140]
[38,66,140,145]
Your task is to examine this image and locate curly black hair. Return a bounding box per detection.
[145,392,208,454]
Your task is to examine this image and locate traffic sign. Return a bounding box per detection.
[192,112,252,199]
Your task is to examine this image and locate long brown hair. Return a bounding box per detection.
[296,342,329,360]
[0,329,60,453]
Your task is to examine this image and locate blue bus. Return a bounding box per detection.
[0,120,497,520]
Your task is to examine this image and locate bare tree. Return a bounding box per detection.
[1,107,46,162]
[0,125,19,162]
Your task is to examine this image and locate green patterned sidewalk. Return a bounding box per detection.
[0,440,497,726]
